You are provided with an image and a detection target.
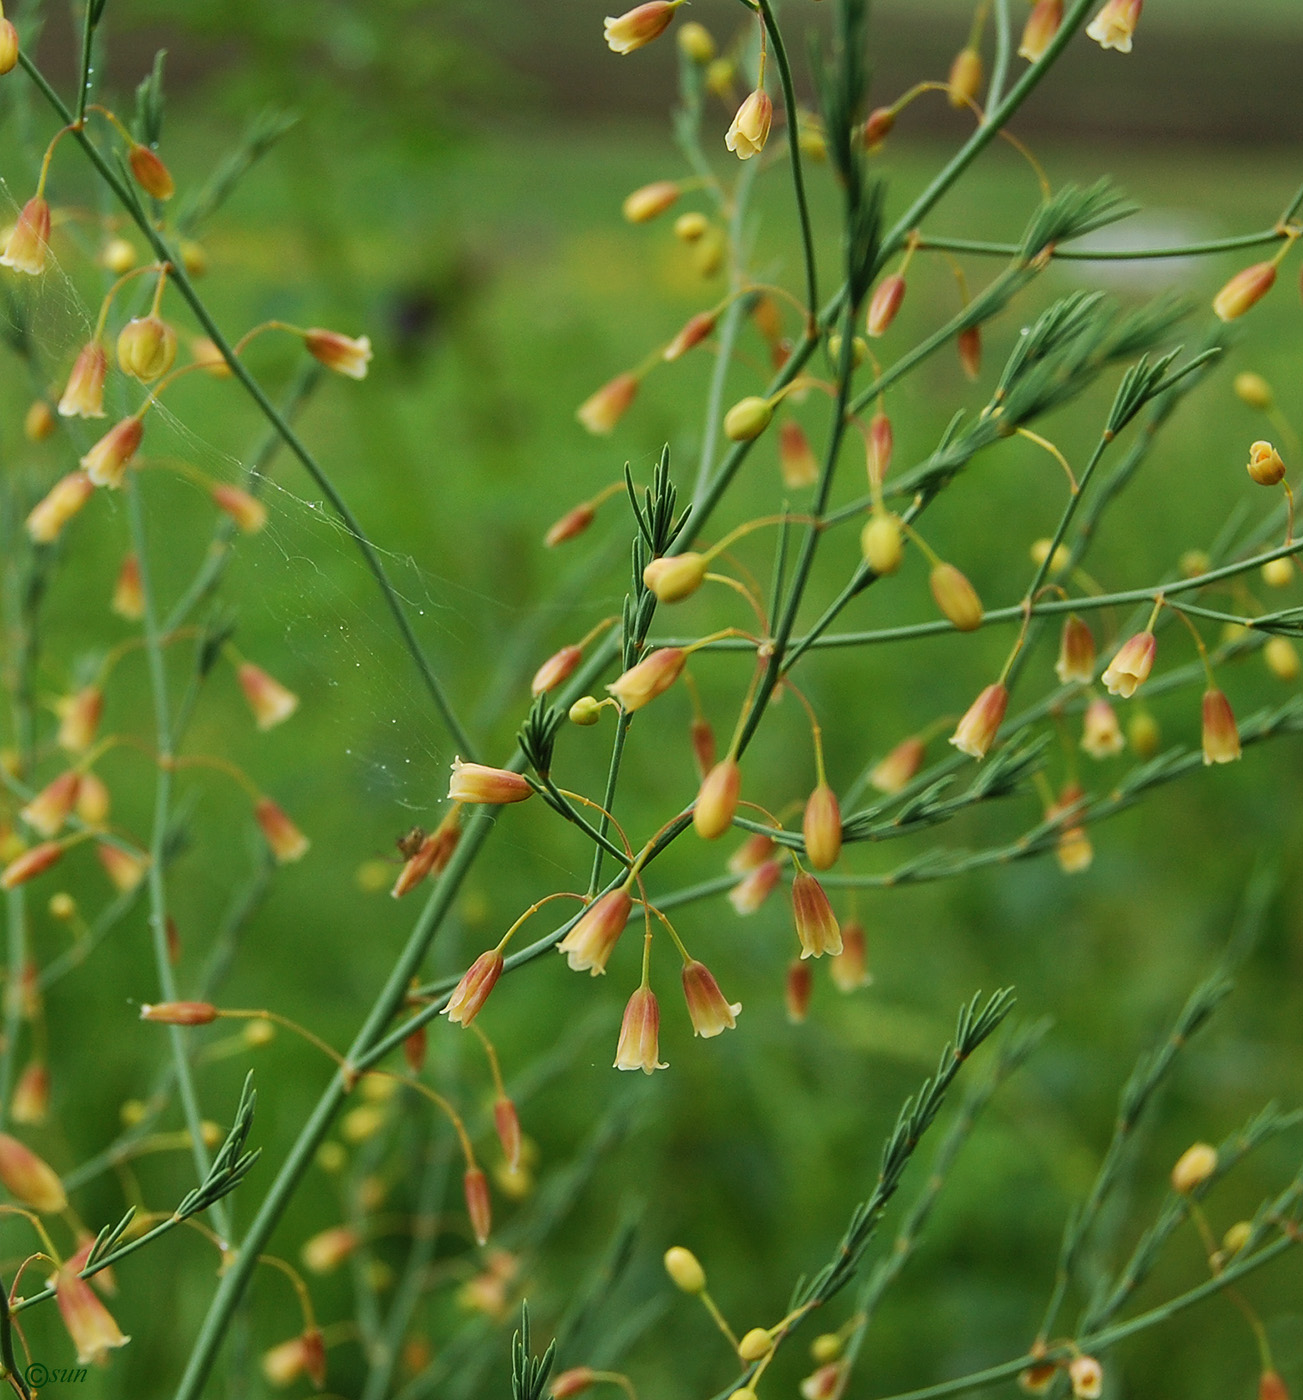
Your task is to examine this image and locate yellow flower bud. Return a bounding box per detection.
[723,395,774,442]
[663,1245,706,1293]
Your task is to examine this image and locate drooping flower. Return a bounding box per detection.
[0,195,51,275]
[238,663,299,730]
[447,758,533,805]
[725,89,773,160]
[1100,630,1156,698]
[603,1,682,55]
[55,1260,130,1364]
[950,683,1009,761]
[681,959,740,1037]
[791,871,842,959]
[443,949,505,1026]
[304,328,372,378]
[614,985,667,1073]
[81,416,144,489]
[58,342,109,418]
[27,472,94,543]
[557,888,632,975]
[1085,0,1142,53]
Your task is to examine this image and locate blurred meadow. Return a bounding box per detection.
[3,2,1303,1397]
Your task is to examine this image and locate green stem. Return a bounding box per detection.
[986,0,1012,115]
[757,0,819,320]
[125,474,226,1238]
[17,52,478,762]
[589,714,632,896]
[75,0,96,127]
[916,229,1290,260]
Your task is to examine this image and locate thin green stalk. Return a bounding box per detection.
[18,52,478,762]
[757,0,819,319]
[986,0,1012,115]
[692,162,760,511]
[655,536,1303,651]
[917,229,1290,260]
[589,714,632,896]
[125,474,226,1237]
[879,0,1099,260]
[75,0,96,126]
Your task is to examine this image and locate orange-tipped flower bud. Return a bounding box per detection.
[78,767,111,817]
[791,871,842,959]
[304,328,372,379]
[21,771,80,838]
[863,105,895,150]
[97,842,147,893]
[870,736,925,793]
[59,342,108,419]
[1264,635,1300,681]
[0,1132,67,1211]
[729,858,781,915]
[830,921,871,992]
[81,415,144,489]
[112,554,144,620]
[1202,688,1241,765]
[779,420,819,488]
[681,959,740,1037]
[607,646,686,711]
[1235,372,1274,410]
[0,196,50,275]
[55,1261,129,1364]
[725,89,773,160]
[868,410,893,483]
[694,758,741,840]
[674,210,709,242]
[11,1061,49,1125]
[614,985,666,1073]
[930,562,983,631]
[448,758,533,805]
[723,395,774,442]
[800,1363,847,1400]
[25,399,55,441]
[1101,630,1156,698]
[947,47,982,108]
[803,784,842,870]
[552,1368,598,1398]
[1080,697,1124,758]
[1,840,63,890]
[677,20,715,63]
[255,797,310,862]
[1067,1356,1102,1399]
[1246,440,1286,487]
[785,959,813,1023]
[957,324,982,380]
[140,1000,219,1026]
[861,512,904,576]
[1213,261,1276,322]
[1259,1372,1289,1400]
[301,1225,360,1274]
[866,274,906,337]
[494,1096,522,1170]
[1019,0,1063,60]
[444,949,505,1026]
[57,680,104,750]
[262,1332,322,1388]
[691,715,716,777]
[1171,1141,1217,1194]
[1055,615,1096,684]
[577,371,638,435]
[532,644,582,696]
[213,484,268,533]
[128,143,175,200]
[644,552,708,603]
[27,471,94,543]
[1085,0,1141,51]
[604,0,681,54]
[238,663,299,730]
[558,888,632,975]
[664,1245,706,1293]
[950,683,1009,760]
[117,315,177,381]
[664,310,716,362]
[400,1021,427,1073]
[0,18,18,74]
[546,501,596,547]
[729,831,775,874]
[623,180,679,223]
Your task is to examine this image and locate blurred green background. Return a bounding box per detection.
[3,1,1303,1397]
